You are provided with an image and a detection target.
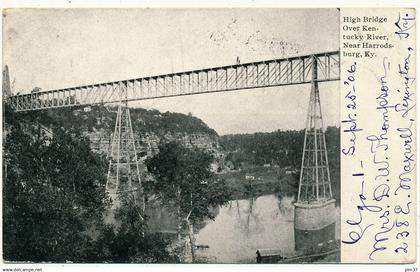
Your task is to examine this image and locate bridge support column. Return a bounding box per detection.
[105,86,145,222]
[294,56,336,251]
[294,199,336,250]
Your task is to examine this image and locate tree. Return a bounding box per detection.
[145,142,231,262]
[3,108,177,263]
[92,193,178,263]
[3,118,109,262]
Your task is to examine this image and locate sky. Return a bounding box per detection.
[3,8,340,135]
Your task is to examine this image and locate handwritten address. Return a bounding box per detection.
[341,8,416,263]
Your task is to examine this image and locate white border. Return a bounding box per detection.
[0,1,419,272]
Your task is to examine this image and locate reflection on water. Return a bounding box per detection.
[195,194,340,263]
[195,194,294,263]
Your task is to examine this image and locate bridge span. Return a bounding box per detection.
[8,51,339,112]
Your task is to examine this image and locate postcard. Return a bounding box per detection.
[1,6,416,268]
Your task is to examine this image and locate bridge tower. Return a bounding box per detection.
[106,82,145,216]
[294,56,336,250]
[2,65,12,103]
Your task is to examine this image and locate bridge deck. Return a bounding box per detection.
[8,51,339,112]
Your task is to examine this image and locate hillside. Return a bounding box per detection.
[11,105,221,158]
[219,127,341,203]
[5,105,340,202]
[220,127,339,169]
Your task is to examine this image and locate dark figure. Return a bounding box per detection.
[256,250,262,264]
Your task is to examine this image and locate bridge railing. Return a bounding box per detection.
[9,51,339,112]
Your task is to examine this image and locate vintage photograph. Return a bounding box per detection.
[2,8,340,263]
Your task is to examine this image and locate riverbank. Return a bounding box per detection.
[217,166,298,200]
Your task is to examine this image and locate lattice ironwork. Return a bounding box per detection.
[297,57,333,203]
[106,94,144,212]
[8,51,339,112]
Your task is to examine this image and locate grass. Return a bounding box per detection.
[217,166,298,200]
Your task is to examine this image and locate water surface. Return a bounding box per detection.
[195,194,340,263]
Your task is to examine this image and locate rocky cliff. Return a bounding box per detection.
[18,105,224,165]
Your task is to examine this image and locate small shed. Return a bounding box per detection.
[256,248,284,263]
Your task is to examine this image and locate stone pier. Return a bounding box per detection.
[294,199,336,250]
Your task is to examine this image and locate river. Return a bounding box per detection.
[194,194,340,263]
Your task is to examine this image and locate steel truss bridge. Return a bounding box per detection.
[8,51,339,112]
[6,50,341,249]
[6,50,340,203]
